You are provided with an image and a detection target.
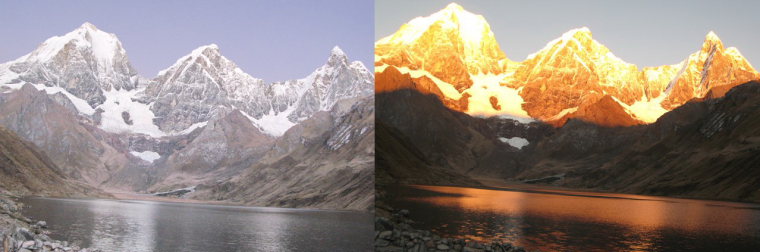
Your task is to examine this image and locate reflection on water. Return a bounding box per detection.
[20,198,371,252]
[388,185,760,252]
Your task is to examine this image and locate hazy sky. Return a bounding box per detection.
[376,0,760,68]
[0,0,373,82]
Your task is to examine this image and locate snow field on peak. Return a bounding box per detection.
[97,88,166,137]
[26,23,123,72]
[466,74,534,123]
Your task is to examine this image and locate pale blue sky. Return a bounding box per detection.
[0,0,374,82]
[376,0,760,68]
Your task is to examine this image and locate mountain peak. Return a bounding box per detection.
[328,45,348,66]
[701,30,724,52]
[375,1,507,81]
[79,22,98,31]
[156,44,228,77]
[18,22,126,68]
[443,2,465,12]
[705,31,721,42]
[552,27,594,47]
[331,45,345,56]
[436,2,485,27]
[525,27,600,60]
[191,43,221,56]
[564,27,592,39]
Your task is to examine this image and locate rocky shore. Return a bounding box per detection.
[375,209,529,252]
[0,195,99,252]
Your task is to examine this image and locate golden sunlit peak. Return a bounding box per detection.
[444,2,465,11]
[562,27,593,40]
[705,31,721,41]
[701,31,725,51]
[376,1,495,49]
[704,30,724,46]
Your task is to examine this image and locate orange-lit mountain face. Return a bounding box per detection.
[375,3,760,127]
[375,3,510,92]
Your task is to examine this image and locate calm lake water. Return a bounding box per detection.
[20,197,372,252]
[387,185,760,252]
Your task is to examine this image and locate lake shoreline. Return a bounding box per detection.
[374,207,528,252]
[0,194,99,252]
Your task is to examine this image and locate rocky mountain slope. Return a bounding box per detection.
[0,84,128,186]
[0,22,374,210]
[376,65,760,202]
[0,125,98,197]
[193,96,375,211]
[375,3,760,127]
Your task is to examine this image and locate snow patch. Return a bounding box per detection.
[176,121,208,135]
[621,95,668,123]
[130,150,160,163]
[240,110,295,137]
[499,137,529,150]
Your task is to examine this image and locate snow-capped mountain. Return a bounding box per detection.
[375,4,760,127]
[264,46,373,133]
[375,3,509,92]
[0,22,138,107]
[0,22,374,138]
[147,44,268,133]
[659,31,760,110]
[149,44,372,136]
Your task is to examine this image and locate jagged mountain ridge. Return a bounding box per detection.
[1,22,373,138]
[148,44,373,135]
[375,3,760,127]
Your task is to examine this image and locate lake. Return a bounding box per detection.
[20,197,372,252]
[386,185,760,252]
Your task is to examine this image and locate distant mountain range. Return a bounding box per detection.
[0,22,374,210]
[376,3,759,127]
[376,3,760,203]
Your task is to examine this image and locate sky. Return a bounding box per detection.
[0,0,374,83]
[376,0,760,68]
